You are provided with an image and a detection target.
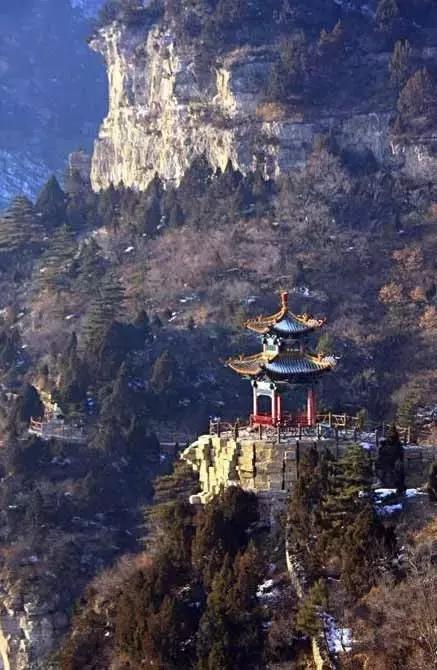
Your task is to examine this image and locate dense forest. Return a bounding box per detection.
[0,0,436,668]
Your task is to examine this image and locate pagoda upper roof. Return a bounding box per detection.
[227,349,336,381]
[245,291,325,338]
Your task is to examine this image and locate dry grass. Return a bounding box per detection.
[256,102,288,122]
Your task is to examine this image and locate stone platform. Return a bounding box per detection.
[182,433,341,521]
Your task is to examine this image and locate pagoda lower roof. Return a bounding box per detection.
[227,350,336,380]
[245,292,325,337]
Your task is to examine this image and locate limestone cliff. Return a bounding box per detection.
[91,19,403,192]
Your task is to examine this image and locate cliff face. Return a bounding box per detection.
[91,21,396,191]
[0,586,63,670]
[90,15,437,192]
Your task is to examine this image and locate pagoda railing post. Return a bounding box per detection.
[328,411,332,428]
[259,424,262,440]
[298,424,302,440]
[335,427,339,458]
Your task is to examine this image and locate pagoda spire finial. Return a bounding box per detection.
[280,290,288,311]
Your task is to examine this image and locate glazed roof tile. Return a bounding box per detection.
[227,350,336,380]
[245,291,325,337]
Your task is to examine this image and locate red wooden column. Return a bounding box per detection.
[276,394,283,425]
[271,389,277,425]
[307,387,317,426]
[253,385,258,418]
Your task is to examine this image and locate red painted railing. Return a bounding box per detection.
[250,413,314,428]
[251,413,274,427]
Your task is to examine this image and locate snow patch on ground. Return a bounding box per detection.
[374,488,397,500]
[324,614,352,654]
[405,488,427,498]
[257,579,280,602]
[378,503,403,516]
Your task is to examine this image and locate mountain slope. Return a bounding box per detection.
[0,0,106,207]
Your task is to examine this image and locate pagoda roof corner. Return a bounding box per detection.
[244,291,326,337]
[227,349,336,381]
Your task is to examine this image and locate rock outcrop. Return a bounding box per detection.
[182,432,342,523]
[0,580,67,670]
[91,20,397,192]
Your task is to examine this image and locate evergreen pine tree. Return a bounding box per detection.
[90,415,126,453]
[65,169,98,231]
[398,68,433,118]
[196,558,236,670]
[0,196,42,258]
[97,184,120,228]
[38,224,77,292]
[126,417,159,470]
[100,362,133,430]
[319,445,373,557]
[146,195,162,233]
[341,504,388,597]
[57,332,89,412]
[288,448,327,576]
[83,271,125,349]
[150,350,177,395]
[325,445,372,510]
[389,39,412,88]
[169,202,185,228]
[75,238,106,294]
[35,175,67,230]
[376,423,405,492]
[179,154,213,199]
[296,579,328,637]
[11,384,45,428]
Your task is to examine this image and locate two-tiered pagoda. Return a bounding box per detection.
[227,292,336,427]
